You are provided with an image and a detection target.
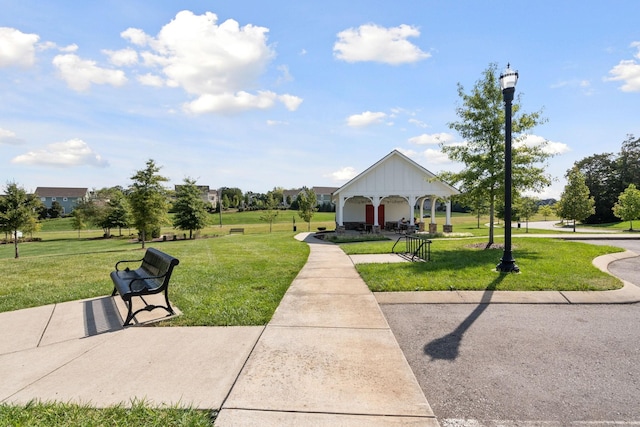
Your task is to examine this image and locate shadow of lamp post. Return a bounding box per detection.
[496,63,520,273]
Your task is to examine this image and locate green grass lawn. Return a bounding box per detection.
[341,237,624,292]
[0,232,309,326]
[0,400,213,427]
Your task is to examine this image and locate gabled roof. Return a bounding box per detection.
[333,150,459,198]
[35,187,89,198]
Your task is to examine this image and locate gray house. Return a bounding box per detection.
[35,187,89,215]
[283,187,339,208]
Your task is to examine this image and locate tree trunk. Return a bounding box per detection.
[487,202,495,248]
[13,230,19,259]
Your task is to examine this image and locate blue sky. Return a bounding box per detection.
[1,1,639,199]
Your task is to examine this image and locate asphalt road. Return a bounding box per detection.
[382,239,640,426]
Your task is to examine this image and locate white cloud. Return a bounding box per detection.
[267,120,289,126]
[121,10,298,114]
[605,41,640,92]
[184,90,278,114]
[276,64,293,84]
[327,166,358,182]
[278,94,303,111]
[103,48,138,66]
[137,73,165,87]
[408,118,428,128]
[516,134,570,155]
[333,23,430,65]
[37,41,78,53]
[52,54,127,91]
[399,147,452,165]
[550,79,593,95]
[0,27,39,67]
[347,111,387,127]
[121,28,152,46]
[408,132,455,145]
[11,138,109,167]
[0,127,24,145]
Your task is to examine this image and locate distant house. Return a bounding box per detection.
[174,185,218,209]
[35,187,89,215]
[283,187,339,208]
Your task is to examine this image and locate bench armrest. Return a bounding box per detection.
[115,257,145,271]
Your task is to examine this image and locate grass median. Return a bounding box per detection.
[340,237,625,292]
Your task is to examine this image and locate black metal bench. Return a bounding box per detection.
[229,228,245,234]
[110,247,180,326]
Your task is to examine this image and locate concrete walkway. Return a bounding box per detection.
[215,233,438,426]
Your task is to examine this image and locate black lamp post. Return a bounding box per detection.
[497,64,520,273]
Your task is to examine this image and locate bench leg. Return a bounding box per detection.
[122,299,135,327]
[164,289,175,316]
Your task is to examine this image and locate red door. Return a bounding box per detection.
[365,205,385,225]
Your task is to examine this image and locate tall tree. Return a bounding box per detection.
[574,153,620,223]
[0,182,41,258]
[618,134,640,189]
[104,191,132,236]
[441,63,553,247]
[128,159,169,248]
[297,187,317,231]
[173,178,209,239]
[556,167,595,232]
[612,184,640,231]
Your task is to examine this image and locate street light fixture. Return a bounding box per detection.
[496,63,520,273]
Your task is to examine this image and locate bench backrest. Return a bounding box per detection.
[140,248,180,289]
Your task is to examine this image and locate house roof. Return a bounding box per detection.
[312,186,339,195]
[35,187,89,198]
[333,150,459,198]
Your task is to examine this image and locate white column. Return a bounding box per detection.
[430,196,437,224]
[408,195,417,222]
[419,197,425,221]
[445,199,452,225]
[373,196,381,226]
[337,196,346,226]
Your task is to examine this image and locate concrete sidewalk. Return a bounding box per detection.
[0,293,262,409]
[215,233,438,426]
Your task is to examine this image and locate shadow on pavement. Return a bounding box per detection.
[82,296,124,337]
[423,274,505,360]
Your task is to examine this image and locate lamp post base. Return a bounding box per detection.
[496,259,520,273]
